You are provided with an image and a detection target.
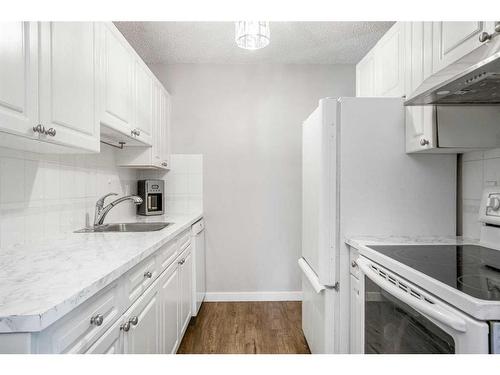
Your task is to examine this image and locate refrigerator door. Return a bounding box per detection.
[302,98,338,286]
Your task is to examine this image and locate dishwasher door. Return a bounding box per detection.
[191,219,206,316]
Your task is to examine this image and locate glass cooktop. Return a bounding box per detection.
[368,245,500,301]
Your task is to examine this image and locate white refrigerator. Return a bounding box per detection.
[300,97,457,353]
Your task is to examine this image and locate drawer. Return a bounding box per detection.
[177,229,191,250]
[156,239,178,273]
[124,255,157,305]
[36,281,122,354]
[349,247,360,279]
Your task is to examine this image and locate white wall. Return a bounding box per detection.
[0,145,138,248]
[149,63,355,298]
[461,149,500,239]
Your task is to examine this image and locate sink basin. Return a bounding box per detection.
[75,222,173,233]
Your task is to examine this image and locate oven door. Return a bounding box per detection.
[355,257,489,354]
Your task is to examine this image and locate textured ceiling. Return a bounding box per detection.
[114,21,394,64]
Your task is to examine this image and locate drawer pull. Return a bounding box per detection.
[144,271,153,279]
[129,316,139,326]
[90,314,104,326]
[120,322,130,332]
[178,258,185,265]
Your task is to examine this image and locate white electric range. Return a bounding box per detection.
[347,188,500,354]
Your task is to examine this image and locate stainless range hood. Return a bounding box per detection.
[405,51,500,106]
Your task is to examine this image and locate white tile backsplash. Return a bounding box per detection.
[0,145,139,248]
[461,148,500,239]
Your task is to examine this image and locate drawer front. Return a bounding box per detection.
[125,255,157,304]
[177,229,191,251]
[156,240,178,273]
[37,281,122,354]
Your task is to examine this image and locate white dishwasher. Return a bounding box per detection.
[191,219,206,316]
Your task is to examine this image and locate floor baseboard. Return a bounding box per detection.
[204,291,302,302]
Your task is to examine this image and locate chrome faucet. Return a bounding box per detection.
[94,193,143,226]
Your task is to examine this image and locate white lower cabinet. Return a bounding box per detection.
[349,274,362,354]
[85,318,123,354]
[123,281,161,354]
[179,246,193,336]
[159,261,180,354]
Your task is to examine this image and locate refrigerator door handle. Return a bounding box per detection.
[298,258,326,293]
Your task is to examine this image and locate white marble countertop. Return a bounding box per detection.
[0,212,203,333]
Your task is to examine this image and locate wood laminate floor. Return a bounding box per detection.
[177,301,311,354]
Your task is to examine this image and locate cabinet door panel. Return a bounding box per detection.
[349,275,362,354]
[179,248,192,336]
[134,62,153,144]
[0,22,38,138]
[39,22,99,152]
[374,23,405,97]
[159,263,179,354]
[356,52,375,97]
[124,287,160,354]
[432,22,493,74]
[100,24,134,133]
[85,319,123,354]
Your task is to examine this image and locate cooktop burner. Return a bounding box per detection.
[368,244,500,301]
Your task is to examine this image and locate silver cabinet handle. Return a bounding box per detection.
[479,31,492,43]
[90,313,104,326]
[351,261,357,268]
[32,124,44,133]
[495,22,500,33]
[129,316,139,326]
[161,161,168,167]
[44,128,56,137]
[144,271,153,279]
[178,258,185,265]
[135,129,141,136]
[120,321,130,332]
[420,138,429,146]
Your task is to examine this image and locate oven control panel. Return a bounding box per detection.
[479,188,500,225]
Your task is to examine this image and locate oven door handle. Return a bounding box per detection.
[357,258,467,333]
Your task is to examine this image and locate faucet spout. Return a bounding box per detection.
[94,194,143,226]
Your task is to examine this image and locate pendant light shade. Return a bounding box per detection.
[235,21,270,50]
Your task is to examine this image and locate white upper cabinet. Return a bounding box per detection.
[356,22,405,98]
[134,62,153,145]
[0,22,38,139]
[404,22,436,153]
[356,51,375,97]
[374,22,405,97]
[39,22,99,152]
[432,22,495,74]
[99,23,135,139]
[158,87,171,169]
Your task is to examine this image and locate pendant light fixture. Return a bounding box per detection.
[235,21,270,50]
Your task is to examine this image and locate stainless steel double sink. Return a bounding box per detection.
[75,222,173,233]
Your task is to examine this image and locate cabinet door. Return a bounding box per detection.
[356,51,375,97]
[432,22,494,74]
[159,262,179,354]
[349,275,362,354]
[179,247,192,336]
[159,88,171,169]
[85,319,123,354]
[100,23,135,136]
[39,22,99,152]
[123,285,160,354]
[405,22,436,153]
[374,22,405,97]
[0,22,38,138]
[133,62,153,145]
